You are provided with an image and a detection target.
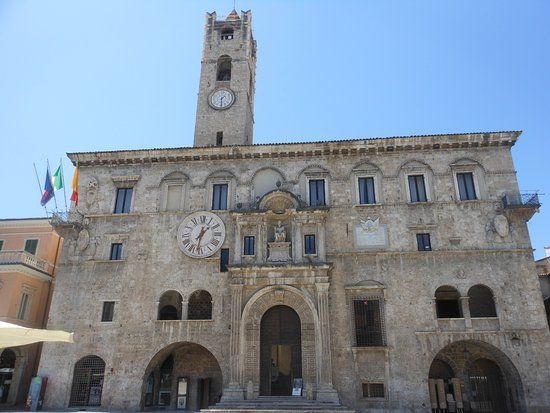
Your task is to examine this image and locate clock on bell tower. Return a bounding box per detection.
[193,10,257,147]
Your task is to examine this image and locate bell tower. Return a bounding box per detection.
[193,10,257,147]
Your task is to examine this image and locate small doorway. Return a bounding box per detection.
[260,305,302,396]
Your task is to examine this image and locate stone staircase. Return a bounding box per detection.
[201,396,356,413]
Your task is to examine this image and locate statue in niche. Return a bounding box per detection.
[274,221,286,242]
[86,178,98,209]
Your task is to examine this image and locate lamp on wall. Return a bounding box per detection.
[511,333,521,347]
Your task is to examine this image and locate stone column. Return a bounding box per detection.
[315,282,339,403]
[317,221,326,261]
[222,284,245,401]
[461,296,472,328]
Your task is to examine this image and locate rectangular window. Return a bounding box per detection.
[416,233,431,251]
[101,301,115,322]
[216,131,223,146]
[309,179,326,207]
[114,187,133,213]
[17,292,31,320]
[24,239,38,255]
[0,240,4,251]
[243,236,255,256]
[457,172,477,200]
[220,248,229,272]
[304,234,316,255]
[362,383,385,398]
[110,243,123,260]
[358,177,376,204]
[166,184,183,211]
[408,175,427,202]
[212,184,228,210]
[353,299,384,346]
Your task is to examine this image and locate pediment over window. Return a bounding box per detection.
[258,190,301,213]
[345,279,386,290]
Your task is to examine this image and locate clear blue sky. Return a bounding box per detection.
[0,1,548,258]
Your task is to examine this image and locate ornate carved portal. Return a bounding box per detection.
[223,285,339,402]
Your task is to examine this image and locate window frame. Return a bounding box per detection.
[416,233,432,251]
[243,235,255,256]
[357,176,377,205]
[304,234,317,255]
[308,178,327,207]
[17,291,32,320]
[456,172,478,201]
[352,297,386,347]
[212,183,229,210]
[109,243,123,261]
[101,301,115,322]
[114,187,133,214]
[362,382,386,399]
[407,174,428,203]
[24,239,39,255]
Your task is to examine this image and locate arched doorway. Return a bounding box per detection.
[141,342,222,411]
[428,340,524,413]
[260,305,302,396]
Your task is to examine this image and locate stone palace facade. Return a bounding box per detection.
[39,10,550,413]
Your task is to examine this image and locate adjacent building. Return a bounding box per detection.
[535,247,550,329]
[0,218,62,406]
[38,10,550,413]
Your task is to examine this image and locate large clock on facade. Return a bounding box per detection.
[177,211,226,258]
[209,88,235,110]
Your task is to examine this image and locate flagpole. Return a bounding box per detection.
[33,162,48,216]
[60,158,68,212]
[47,159,59,212]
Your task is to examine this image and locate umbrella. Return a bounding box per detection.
[0,321,73,347]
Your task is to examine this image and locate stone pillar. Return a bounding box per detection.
[293,221,302,262]
[234,222,242,264]
[222,284,245,401]
[461,296,472,328]
[315,282,339,403]
[317,221,326,261]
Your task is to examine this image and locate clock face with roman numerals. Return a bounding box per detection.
[177,211,226,258]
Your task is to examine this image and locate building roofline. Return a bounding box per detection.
[67,130,521,166]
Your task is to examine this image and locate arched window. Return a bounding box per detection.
[216,55,232,81]
[69,356,105,407]
[468,285,497,317]
[188,290,212,320]
[158,290,182,320]
[221,28,234,40]
[435,286,462,318]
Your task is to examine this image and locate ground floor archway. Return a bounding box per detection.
[141,342,222,411]
[259,305,302,396]
[428,340,524,413]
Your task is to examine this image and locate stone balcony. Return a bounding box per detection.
[0,250,53,276]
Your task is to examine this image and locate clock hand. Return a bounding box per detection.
[195,226,208,246]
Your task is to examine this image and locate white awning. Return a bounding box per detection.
[0,321,73,347]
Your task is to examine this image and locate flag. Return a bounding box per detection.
[40,168,54,206]
[52,165,63,190]
[70,165,79,205]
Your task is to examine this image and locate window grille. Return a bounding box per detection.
[309,179,326,206]
[69,356,105,407]
[114,187,133,213]
[212,184,228,210]
[362,382,385,398]
[408,175,427,202]
[358,177,376,204]
[353,298,385,346]
[188,290,213,320]
[457,172,477,200]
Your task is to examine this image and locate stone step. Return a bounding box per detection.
[201,396,356,413]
